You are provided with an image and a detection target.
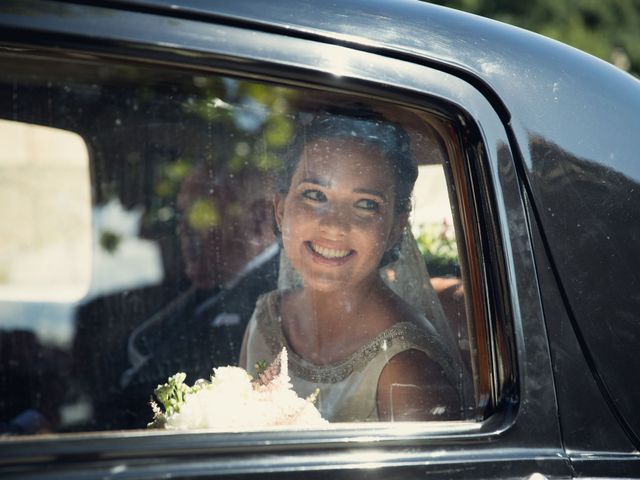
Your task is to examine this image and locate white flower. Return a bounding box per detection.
[209,366,254,394]
[153,348,327,431]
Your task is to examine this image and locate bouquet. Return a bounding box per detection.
[148,348,327,430]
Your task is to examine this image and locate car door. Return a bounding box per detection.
[0,1,576,478]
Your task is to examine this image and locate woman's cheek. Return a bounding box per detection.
[281,202,309,241]
[355,213,387,235]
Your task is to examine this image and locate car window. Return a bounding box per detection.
[0,53,487,435]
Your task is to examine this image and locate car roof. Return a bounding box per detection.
[114,0,635,98]
[111,0,640,150]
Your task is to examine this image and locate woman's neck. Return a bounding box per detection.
[284,275,393,365]
[306,284,371,322]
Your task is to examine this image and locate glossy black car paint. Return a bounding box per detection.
[1,0,639,478]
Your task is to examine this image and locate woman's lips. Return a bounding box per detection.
[305,241,355,265]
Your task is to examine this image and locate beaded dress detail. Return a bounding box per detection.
[243,290,463,422]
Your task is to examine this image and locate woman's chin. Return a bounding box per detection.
[301,275,349,294]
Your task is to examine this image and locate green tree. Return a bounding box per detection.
[429,0,640,76]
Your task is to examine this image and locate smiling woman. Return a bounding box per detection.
[240,108,466,422]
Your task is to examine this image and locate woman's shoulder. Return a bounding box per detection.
[254,288,303,308]
[377,346,462,421]
[373,294,463,420]
[255,288,280,304]
[241,289,283,371]
[353,294,441,367]
[372,289,458,366]
[375,286,438,336]
[252,289,282,317]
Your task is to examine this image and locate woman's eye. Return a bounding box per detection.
[302,189,327,202]
[354,199,380,211]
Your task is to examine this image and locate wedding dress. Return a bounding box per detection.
[242,226,471,422]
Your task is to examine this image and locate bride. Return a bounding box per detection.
[240,108,469,422]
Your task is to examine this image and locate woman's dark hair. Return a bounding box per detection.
[276,106,418,266]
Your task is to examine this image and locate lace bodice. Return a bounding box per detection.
[242,290,463,422]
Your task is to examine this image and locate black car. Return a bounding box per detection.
[1,0,640,478]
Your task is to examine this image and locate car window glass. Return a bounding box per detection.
[0,54,482,435]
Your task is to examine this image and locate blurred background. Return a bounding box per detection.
[429,0,640,77]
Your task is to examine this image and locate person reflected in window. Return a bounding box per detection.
[75,164,279,429]
[240,109,463,422]
[121,164,278,385]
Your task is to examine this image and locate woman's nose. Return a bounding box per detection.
[318,205,350,236]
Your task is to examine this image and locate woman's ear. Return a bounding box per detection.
[273,192,284,232]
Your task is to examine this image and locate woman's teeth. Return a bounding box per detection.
[310,242,352,259]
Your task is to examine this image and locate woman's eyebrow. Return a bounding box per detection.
[354,188,387,202]
[298,177,330,187]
